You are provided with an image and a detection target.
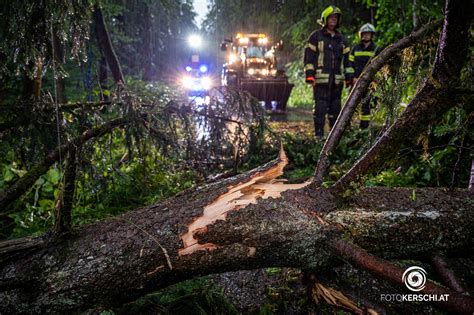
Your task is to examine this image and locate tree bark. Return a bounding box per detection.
[52,32,66,103]
[54,144,77,234]
[313,19,442,187]
[98,55,109,101]
[141,3,154,81]
[331,0,472,193]
[33,56,43,99]
[93,4,125,85]
[330,239,474,314]
[0,151,472,313]
[430,253,467,294]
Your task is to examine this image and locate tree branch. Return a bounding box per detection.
[330,239,474,314]
[331,0,472,193]
[312,19,442,187]
[430,253,467,294]
[0,118,128,212]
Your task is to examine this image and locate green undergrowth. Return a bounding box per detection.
[1,95,471,314]
[1,129,199,239]
[117,278,238,315]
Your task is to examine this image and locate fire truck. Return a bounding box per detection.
[220,33,293,111]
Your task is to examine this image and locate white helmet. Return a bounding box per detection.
[358,23,376,38]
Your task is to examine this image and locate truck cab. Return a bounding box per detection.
[221,33,292,112]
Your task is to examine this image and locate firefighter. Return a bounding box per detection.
[349,23,378,129]
[304,5,354,138]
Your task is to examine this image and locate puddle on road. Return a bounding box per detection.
[268,108,313,122]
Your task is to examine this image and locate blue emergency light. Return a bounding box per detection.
[199,65,208,73]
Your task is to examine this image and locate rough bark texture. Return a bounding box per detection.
[0,118,127,212]
[52,32,66,103]
[33,57,43,99]
[54,144,77,234]
[93,5,125,85]
[0,150,472,313]
[331,0,472,193]
[141,3,154,81]
[469,159,474,190]
[313,19,442,187]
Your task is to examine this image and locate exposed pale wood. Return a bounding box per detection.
[0,185,472,312]
[179,148,310,255]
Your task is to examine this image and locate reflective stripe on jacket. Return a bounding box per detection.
[304,27,353,85]
[348,42,377,78]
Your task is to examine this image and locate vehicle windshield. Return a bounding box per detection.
[239,46,265,58]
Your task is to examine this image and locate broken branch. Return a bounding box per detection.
[0,118,128,212]
[313,19,442,188]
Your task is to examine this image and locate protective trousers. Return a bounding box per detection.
[359,96,371,129]
[313,82,343,137]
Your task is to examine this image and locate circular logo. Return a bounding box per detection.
[402,266,427,291]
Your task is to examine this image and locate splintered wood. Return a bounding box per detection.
[179,149,310,256]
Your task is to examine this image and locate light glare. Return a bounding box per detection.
[188,34,202,48]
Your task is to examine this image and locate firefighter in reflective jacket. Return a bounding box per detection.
[349,23,378,129]
[304,5,354,138]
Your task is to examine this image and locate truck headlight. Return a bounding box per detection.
[258,37,268,45]
[239,37,249,44]
[261,69,269,76]
[248,68,255,75]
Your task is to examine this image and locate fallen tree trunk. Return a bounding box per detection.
[2,2,472,313]
[1,151,472,313]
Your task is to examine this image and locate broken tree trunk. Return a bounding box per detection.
[312,19,442,187]
[0,151,472,313]
[33,56,43,99]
